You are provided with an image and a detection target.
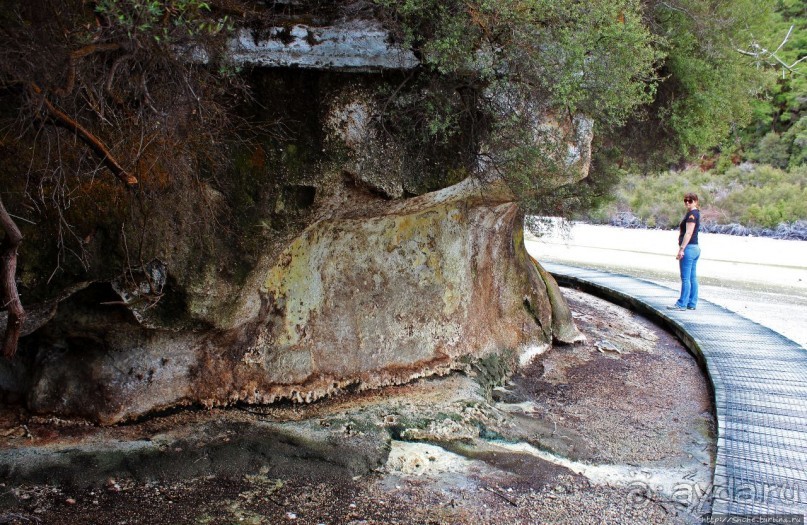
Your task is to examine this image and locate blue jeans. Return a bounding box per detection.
[676,245,700,308]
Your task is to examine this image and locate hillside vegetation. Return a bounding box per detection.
[585,0,806,238]
[589,164,807,238]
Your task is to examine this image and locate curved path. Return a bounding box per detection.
[544,262,807,518]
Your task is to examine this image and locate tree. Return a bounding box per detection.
[372,0,787,215]
[374,0,661,214]
[735,0,806,167]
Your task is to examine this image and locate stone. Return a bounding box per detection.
[324,88,406,199]
[2,15,589,426]
[533,259,586,345]
[226,20,418,72]
[0,417,390,487]
[24,178,553,424]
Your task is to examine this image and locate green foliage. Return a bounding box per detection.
[374,0,660,214]
[751,132,792,168]
[618,0,778,161]
[719,165,807,227]
[93,0,233,42]
[378,0,660,127]
[733,0,807,166]
[764,0,807,116]
[595,164,807,229]
[787,116,807,167]
[601,0,805,233]
[374,0,794,215]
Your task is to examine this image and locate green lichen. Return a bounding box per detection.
[263,199,470,347]
[263,230,325,347]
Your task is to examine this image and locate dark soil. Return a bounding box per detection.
[508,288,715,465]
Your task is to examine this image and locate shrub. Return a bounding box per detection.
[752,132,790,168]
[591,163,807,232]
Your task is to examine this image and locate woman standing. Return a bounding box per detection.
[669,193,701,311]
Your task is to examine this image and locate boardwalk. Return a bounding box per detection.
[545,262,807,519]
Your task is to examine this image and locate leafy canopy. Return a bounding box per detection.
[377,0,660,127]
[374,0,782,213]
[374,0,661,214]
[647,0,778,156]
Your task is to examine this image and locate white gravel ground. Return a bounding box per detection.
[526,222,807,349]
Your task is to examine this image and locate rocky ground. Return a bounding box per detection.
[0,289,715,524]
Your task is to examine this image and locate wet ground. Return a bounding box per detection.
[0,289,715,524]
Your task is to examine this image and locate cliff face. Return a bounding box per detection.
[1,16,585,424]
[23,179,554,424]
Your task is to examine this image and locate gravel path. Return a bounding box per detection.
[526,223,807,349]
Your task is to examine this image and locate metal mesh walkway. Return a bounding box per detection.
[544,262,807,518]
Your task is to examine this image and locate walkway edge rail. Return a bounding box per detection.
[545,262,807,519]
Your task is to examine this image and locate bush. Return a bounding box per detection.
[784,116,807,169]
[590,163,807,234]
[751,132,791,168]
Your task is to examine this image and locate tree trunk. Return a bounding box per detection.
[0,196,25,358]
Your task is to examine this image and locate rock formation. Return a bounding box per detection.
[0,14,585,424]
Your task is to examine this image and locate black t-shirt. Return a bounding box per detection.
[678,208,700,246]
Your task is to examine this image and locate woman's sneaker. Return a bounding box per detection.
[667,305,687,311]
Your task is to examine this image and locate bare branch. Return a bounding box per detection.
[772,25,794,56]
[0,195,26,358]
[53,43,121,98]
[737,26,805,76]
[28,83,139,186]
[657,1,695,20]
[105,53,134,107]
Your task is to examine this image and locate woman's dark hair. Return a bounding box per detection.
[684,192,699,203]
